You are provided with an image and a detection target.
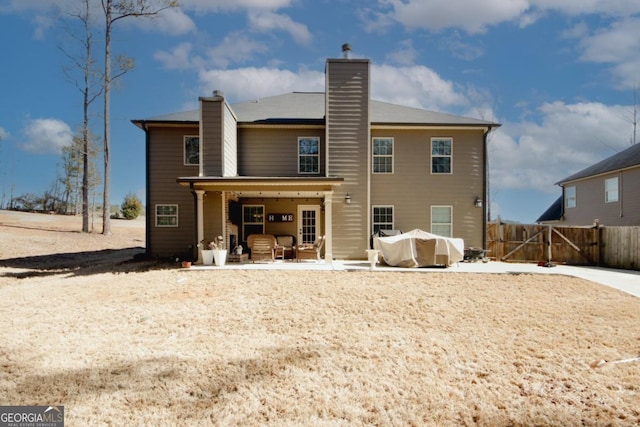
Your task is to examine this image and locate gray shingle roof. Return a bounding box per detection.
[133,92,499,127]
[536,196,563,223]
[557,142,640,184]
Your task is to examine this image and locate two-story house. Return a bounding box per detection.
[538,142,640,226]
[132,45,499,261]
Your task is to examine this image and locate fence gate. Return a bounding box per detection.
[486,222,600,265]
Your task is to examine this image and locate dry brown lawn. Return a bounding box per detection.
[1,210,639,426]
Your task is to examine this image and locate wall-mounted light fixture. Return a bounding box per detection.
[345,193,352,205]
[474,196,483,208]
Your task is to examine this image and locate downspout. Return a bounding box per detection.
[143,122,152,258]
[483,127,489,250]
[190,182,198,261]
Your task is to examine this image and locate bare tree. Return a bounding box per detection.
[61,0,104,231]
[99,0,178,235]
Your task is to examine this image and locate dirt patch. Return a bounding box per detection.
[1,211,640,426]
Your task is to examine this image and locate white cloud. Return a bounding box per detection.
[134,7,196,35]
[206,34,270,68]
[372,64,469,111]
[247,10,312,45]
[386,39,418,66]
[22,119,73,154]
[0,127,9,140]
[384,0,531,34]
[198,67,325,101]
[178,0,293,13]
[489,101,633,193]
[154,42,198,70]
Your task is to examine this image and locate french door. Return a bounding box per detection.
[297,205,321,245]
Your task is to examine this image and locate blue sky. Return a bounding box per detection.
[1,0,639,223]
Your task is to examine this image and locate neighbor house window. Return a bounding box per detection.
[605,177,618,203]
[156,204,178,227]
[372,206,394,234]
[431,206,452,237]
[184,136,199,166]
[298,137,319,174]
[565,186,576,208]
[373,138,394,173]
[243,205,264,239]
[431,137,452,174]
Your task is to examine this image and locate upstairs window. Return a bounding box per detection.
[372,206,394,234]
[565,186,576,208]
[431,206,452,237]
[605,177,618,203]
[298,137,319,174]
[373,138,394,173]
[431,137,452,174]
[184,136,199,166]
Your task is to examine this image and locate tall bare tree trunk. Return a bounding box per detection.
[102,0,112,235]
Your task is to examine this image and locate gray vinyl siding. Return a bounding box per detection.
[200,98,223,177]
[147,126,197,258]
[238,127,325,176]
[562,167,640,226]
[326,59,370,259]
[371,129,485,248]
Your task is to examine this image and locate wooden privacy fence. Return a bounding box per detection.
[486,222,640,270]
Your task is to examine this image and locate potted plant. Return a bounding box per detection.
[199,235,226,266]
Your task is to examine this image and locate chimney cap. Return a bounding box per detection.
[213,89,224,97]
[341,43,352,58]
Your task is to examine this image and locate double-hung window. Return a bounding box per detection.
[373,138,393,173]
[605,177,618,203]
[298,137,319,174]
[372,206,394,234]
[156,204,178,227]
[243,205,264,239]
[184,136,200,166]
[565,186,576,208]
[431,137,452,174]
[431,206,452,237]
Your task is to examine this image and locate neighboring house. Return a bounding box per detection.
[538,142,640,226]
[132,45,500,261]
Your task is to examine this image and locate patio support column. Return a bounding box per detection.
[324,191,333,264]
[195,189,205,263]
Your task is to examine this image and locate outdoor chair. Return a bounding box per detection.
[296,236,325,261]
[247,234,277,262]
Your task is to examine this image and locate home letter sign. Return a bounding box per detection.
[268,213,294,222]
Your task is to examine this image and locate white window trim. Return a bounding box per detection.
[372,137,394,174]
[431,205,453,237]
[605,177,619,203]
[184,135,200,166]
[431,137,453,175]
[372,205,394,234]
[565,186,576,209]
[298,136,320,174]
[155,204,178,227]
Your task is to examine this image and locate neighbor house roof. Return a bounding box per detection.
[557,142,640,185]
[132,92,499,128]
[536,196,563,223]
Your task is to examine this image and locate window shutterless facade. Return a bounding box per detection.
[372,206,394,234]
[156,204,178,227]
[565,186,576,208]
[243,205,264,239]
[298,137,319,174]
[373,137,393,173]
[431,137,452,174]
[605,177,618,203]
[431,206,452,237]
[184,136,199,166]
